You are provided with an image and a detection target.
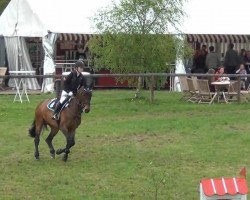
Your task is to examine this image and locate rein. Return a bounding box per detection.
[75,97,85,109]
[66,93,86,118]
[65,88,91,118]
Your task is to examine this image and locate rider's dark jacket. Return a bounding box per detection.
[63,71,85,94]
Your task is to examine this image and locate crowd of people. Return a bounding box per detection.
[191,43,250,90]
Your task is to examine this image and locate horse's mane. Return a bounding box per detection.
[76,87,84,99]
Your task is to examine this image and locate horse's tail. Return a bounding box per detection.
[29,120,36,138]
[29,119,48,138]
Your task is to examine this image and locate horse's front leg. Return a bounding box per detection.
[62,134,75,162]
[45,128,59,159]
[57,127,76,162]
[56,135,75,161]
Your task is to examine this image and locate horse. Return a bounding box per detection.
[28,86,92,162]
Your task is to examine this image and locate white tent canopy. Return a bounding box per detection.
[0,0,47,37]
[0,0,102,37]
[0,0,105,91]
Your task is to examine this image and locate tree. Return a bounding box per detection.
[89,0,192,101]
[0,0,10,15]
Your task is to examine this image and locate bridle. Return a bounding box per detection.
[75,88,92,111]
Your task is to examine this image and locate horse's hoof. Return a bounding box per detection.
[62,158,68,162]
[50,153,55,159]
[56,149,64,155]
[34,153,39,160]
[50,150,55,159]
[62,154,68,162]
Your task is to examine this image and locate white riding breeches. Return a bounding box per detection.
[59,90,71,104]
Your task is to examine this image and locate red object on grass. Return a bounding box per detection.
[201,177,248,196]
[240,167,247,178]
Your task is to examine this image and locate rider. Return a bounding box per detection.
[52,60,86,120]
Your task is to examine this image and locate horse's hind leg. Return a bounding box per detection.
[45,127,59,159]
[34,120,43,160]
[34,135,40,160]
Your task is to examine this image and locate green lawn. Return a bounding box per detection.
[1,90,250,199]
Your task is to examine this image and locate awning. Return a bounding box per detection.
[186,34,250,43]
[58,33,98,41]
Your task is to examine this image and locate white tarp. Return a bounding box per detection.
[42,33,57,93]
[174,35,186,92]
[0,37,5,66]
[5,37,40,90]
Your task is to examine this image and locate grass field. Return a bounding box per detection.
[1,89,250,199]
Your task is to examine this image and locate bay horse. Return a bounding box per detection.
[28,86,92,162]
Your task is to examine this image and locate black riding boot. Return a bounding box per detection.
[52,102,62,120]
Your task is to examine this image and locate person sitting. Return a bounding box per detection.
[214,67,230,97]
[52,60,86,120]
[215,66,230,82]
[236,64,247,90]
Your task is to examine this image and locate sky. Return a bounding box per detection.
[182,0,250,34]
[2,0,250,34]
[70,0,250,35]
[27,0,113,33]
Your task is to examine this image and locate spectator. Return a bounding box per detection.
[193,44,208,73]
[238,49,247,66]
[223,43,239,79]
[236,64,247,90]
[215,66,230,82]
[205,46,221,71]
[244,50,250,89]
[76,41,87,59]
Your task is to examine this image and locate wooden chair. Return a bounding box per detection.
[191,76,199,91]
[177,76,191,101]
[186,77,200,103]
[196,79,216,104]
[206,69,215,85]
[0,67,7,90]
[227,81,248,103]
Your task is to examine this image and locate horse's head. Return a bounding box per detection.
[76,75,93,113]
[75,88,92,113]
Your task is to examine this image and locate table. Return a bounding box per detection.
[55,59,91,72]
[9,71,36,103]
[56,63,75,72]
[211,81,231,103]
[62,71,90,76]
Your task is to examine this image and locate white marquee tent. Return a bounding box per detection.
[0,0,100,92]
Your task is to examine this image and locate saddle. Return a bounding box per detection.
[47,98,72,116]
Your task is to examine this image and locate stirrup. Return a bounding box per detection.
[52,114,59,120]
